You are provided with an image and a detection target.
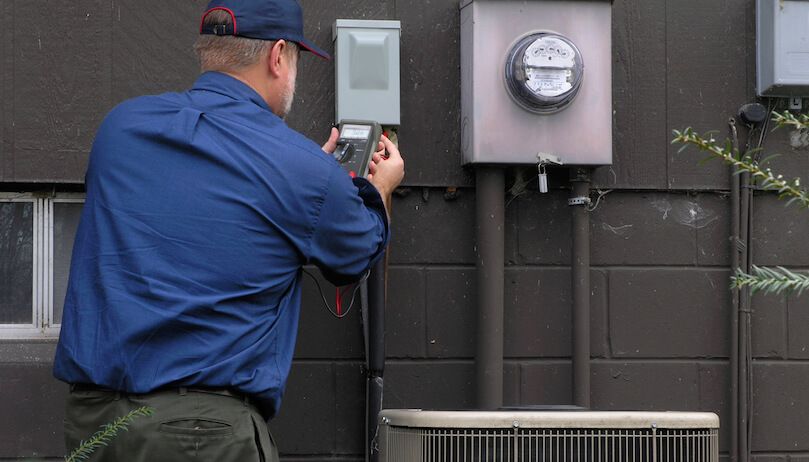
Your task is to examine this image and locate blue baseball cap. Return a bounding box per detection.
[200,0,331,60]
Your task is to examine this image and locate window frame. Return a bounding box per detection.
[0,192,85,339]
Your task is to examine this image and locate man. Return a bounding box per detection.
[53,0,404,460]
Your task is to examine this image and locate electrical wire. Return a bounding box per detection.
[749,99,775,162]
[739,97,776,462]
[302,268,369,319]
[586,189,613,212]
[506,169,612,211]
[506,168,536,207]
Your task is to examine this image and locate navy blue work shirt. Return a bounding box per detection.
[53,71,389,419]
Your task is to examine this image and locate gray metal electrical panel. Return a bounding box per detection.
[334,19,401,126]
[461,0,612,165]
[460,0,613,166]
[757,0,809,97]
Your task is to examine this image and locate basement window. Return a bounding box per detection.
[0,193,84,339]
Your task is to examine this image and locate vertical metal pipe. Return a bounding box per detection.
[367,256,386,462]
[729,119,740,462]
[475,166,505,409]
[745,180,755,462]
[570,168,591,408]
[367,127,396,462]
[738,170,751,462]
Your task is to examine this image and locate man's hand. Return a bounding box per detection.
[367,135,404,218]
[321,127,339,154]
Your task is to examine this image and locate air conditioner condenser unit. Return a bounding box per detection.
[378,410,719,462]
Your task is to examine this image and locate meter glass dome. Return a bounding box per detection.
[504,33,584,114]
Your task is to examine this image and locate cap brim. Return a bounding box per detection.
[298,39,331,60]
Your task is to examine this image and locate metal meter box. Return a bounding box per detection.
[757,0,809,97]
[334,19,401,126]
[460,0,613,166]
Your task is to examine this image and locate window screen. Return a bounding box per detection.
[53,202,83,325]
[0,202,34,324]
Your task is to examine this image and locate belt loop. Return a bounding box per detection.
[179,387,187,396]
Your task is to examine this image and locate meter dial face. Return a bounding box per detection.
[504,33,584,114]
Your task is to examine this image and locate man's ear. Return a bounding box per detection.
[267,40,287,78]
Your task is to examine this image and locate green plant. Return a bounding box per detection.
[672,111,809,295]
[65,406,153,462]
[733,265,809,295]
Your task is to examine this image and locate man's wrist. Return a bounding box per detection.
[368,181,392,221]
[370,180,392,200]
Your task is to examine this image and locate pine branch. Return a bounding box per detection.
[772,111,809,131]
[672,127,809,209]
[731,266,809,296]
[675,112,809,298]
[65,406,153,462]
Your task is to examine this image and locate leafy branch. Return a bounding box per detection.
[772,111,809,131]
[65,406,153,462]
[673,111,809,296]
[732,266,809,296]
[672,127,809,209]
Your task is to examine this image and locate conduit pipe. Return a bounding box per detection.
[366,257,386,462]
[729,118,740,462]
[737,108,765,462]
[366,128,400,462]
[475,166,505,409]
[570,168,592,408]
[732,103,767,462]
[739,167,751,462]
[474,166,593,411]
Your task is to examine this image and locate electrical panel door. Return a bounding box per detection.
[334,19,401,125]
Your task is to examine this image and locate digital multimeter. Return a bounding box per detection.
[332,120,383,178]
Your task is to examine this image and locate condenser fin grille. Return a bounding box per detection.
[379,411,719,462]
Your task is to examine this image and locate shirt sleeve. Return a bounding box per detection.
[308,171,389,286]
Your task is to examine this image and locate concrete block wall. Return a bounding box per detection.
[3,0,809,461]
[270,192,809,460]
[271,0,809,459]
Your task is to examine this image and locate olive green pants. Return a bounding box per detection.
[64,386,278,462]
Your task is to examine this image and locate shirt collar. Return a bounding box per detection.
[191,71,274,113]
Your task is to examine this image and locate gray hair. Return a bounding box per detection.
[194,10,298,72]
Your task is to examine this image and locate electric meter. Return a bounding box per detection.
[504,33,585,114]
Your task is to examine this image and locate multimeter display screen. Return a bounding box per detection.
[341,125,371,139]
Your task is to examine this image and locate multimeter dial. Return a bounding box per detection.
[333,143,355,163]
[333,121,382,178]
